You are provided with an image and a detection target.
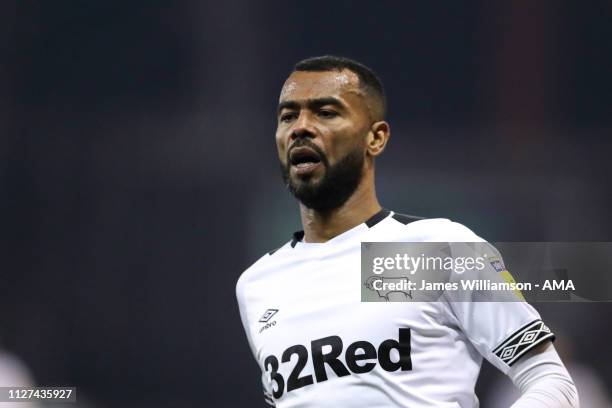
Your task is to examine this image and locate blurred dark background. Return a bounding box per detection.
[3,1,612,407]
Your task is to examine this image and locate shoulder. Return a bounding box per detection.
[235,240,291,299]
[385,211,485,242]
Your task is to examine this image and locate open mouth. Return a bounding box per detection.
[289,146,322,169]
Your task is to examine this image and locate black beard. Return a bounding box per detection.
[281,143,365,212]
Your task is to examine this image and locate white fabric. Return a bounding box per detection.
[509,344,579,407]
[236,211,556,407]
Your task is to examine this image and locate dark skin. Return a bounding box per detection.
[275,68,556,362]
[276,69,390,243]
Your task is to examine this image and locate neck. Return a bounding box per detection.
[299,172,381,243]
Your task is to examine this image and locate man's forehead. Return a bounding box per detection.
[279,70,363,102]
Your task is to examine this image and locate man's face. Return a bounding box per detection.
[276,69,373,211]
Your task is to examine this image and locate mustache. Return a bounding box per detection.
[286,139,327,165]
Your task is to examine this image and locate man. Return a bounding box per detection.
[236,56,579,407]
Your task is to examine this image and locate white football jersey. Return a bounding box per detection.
[236,210,554,407]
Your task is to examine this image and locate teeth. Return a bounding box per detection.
[296,162,315,168]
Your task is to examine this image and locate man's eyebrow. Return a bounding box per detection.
[277,97,345,115]
[277,100,300,115]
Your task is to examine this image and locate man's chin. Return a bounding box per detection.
[288,176,352,212]
[289,178,320,195]
[289,168,325,186]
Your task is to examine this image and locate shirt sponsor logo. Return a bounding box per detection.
[263,328,412,399]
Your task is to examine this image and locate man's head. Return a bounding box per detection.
[276,56,390,212]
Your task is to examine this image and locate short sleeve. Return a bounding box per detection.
[236,269,278,406]
[448,300,554,374]
[444,242,555,374]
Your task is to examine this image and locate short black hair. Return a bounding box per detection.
[293,55,386,120]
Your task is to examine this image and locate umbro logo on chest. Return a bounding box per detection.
[259,308,279,334]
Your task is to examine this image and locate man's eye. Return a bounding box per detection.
[318,110,338,118]
[280,112,297,122]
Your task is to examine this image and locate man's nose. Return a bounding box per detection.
[290,112,316,140]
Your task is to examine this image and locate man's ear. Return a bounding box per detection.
[366,121,390,157]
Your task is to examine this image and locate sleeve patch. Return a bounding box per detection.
[492,320,555,366]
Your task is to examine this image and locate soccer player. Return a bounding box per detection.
[236,56,579,407]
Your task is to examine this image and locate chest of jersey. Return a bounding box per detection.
[243,241,478,405]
